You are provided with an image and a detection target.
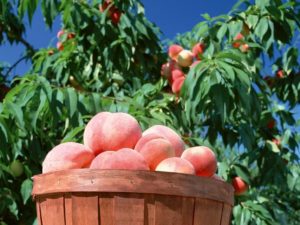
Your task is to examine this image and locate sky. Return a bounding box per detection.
[0,0,239,79]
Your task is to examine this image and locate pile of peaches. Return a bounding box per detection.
[43,112,248,195]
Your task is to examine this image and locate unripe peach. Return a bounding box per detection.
[177,50,194,67]
[10,160,24,177]
[42,142,95,173]
[84,112,142,155]
[172,76,185,94]
[135,137,175,170]
[168,44,183,61]
[192,43,205,59]
[48,50,54,55]
[232,176,248,195]
[156,157,195,174]
[181,146,217,177]
[143,125,185,157]
[90,148,149,170]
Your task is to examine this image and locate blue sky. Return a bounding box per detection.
[0,0,239,79]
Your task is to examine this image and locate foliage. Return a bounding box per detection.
[0,0,299,224]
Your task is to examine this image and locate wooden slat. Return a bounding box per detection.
[32,169,234,206]
[113,194,145,225]
[71,193,99,225]
[193,198,223,225]
[144,194,155,225]
[64,193,72,225]
[220,204,232,225]
[39,194,65,225]
[181,197,195,225]
[99,194,114,225]
[36,200,43,225]
[154,195,184,225]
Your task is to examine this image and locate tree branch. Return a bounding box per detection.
[4,55,28,78]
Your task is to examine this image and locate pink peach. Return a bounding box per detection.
[156,157,195,174]
[172,76,185,94]
[192,43,205,59]
[168,44,183,61]
[135,137,175,170]
[181,146,217,177]
[42,142,95,173]
[90,148,149,170]
[143,125,185,157]
[84,112,142,154]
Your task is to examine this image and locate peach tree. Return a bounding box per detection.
[0,0,299,224]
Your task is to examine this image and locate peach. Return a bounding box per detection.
[135,137,175,170]
[42,142,95,173]
[171,69,185,82]
[56,42,64,51]
[177,50,194,67]
[134,133,164,151]
[161,60,180,83]
[143,125,185,157]
[172,76,185,94]
[240,43,249,52]
[57,30,65,39]
[156,157,195,174]
[84,112,142,154]
[181,146,217,177]
[90,148,149,170]
[168,44,183,61]
[276,70,284,78]
[111,10,122,25]
[234,33,244,40]
[232,176,248,195]
[192,43,205,59]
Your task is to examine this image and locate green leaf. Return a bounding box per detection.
[217,23,228,42]
[20,179,33,205]
[266,140,280,153]
[247,15,259,29]
[64,88,78,118]
[5,102,24,129]
[255,17,269,41]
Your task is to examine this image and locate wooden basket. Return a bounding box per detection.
[32,169,234,225]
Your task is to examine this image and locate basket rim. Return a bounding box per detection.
[32,169,234,205]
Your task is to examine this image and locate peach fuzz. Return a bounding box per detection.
[143,125,185,157]
[172,76,185,94]
[135,137,175,170]
[156,157,195,174]
[90,148,149,170]
[181,146,217,177]
[42,142,95,173]
[84,112,142,154]
[168,44,183,61]
[177,50,194,67]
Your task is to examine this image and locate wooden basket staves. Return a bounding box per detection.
[32,169,234,225]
